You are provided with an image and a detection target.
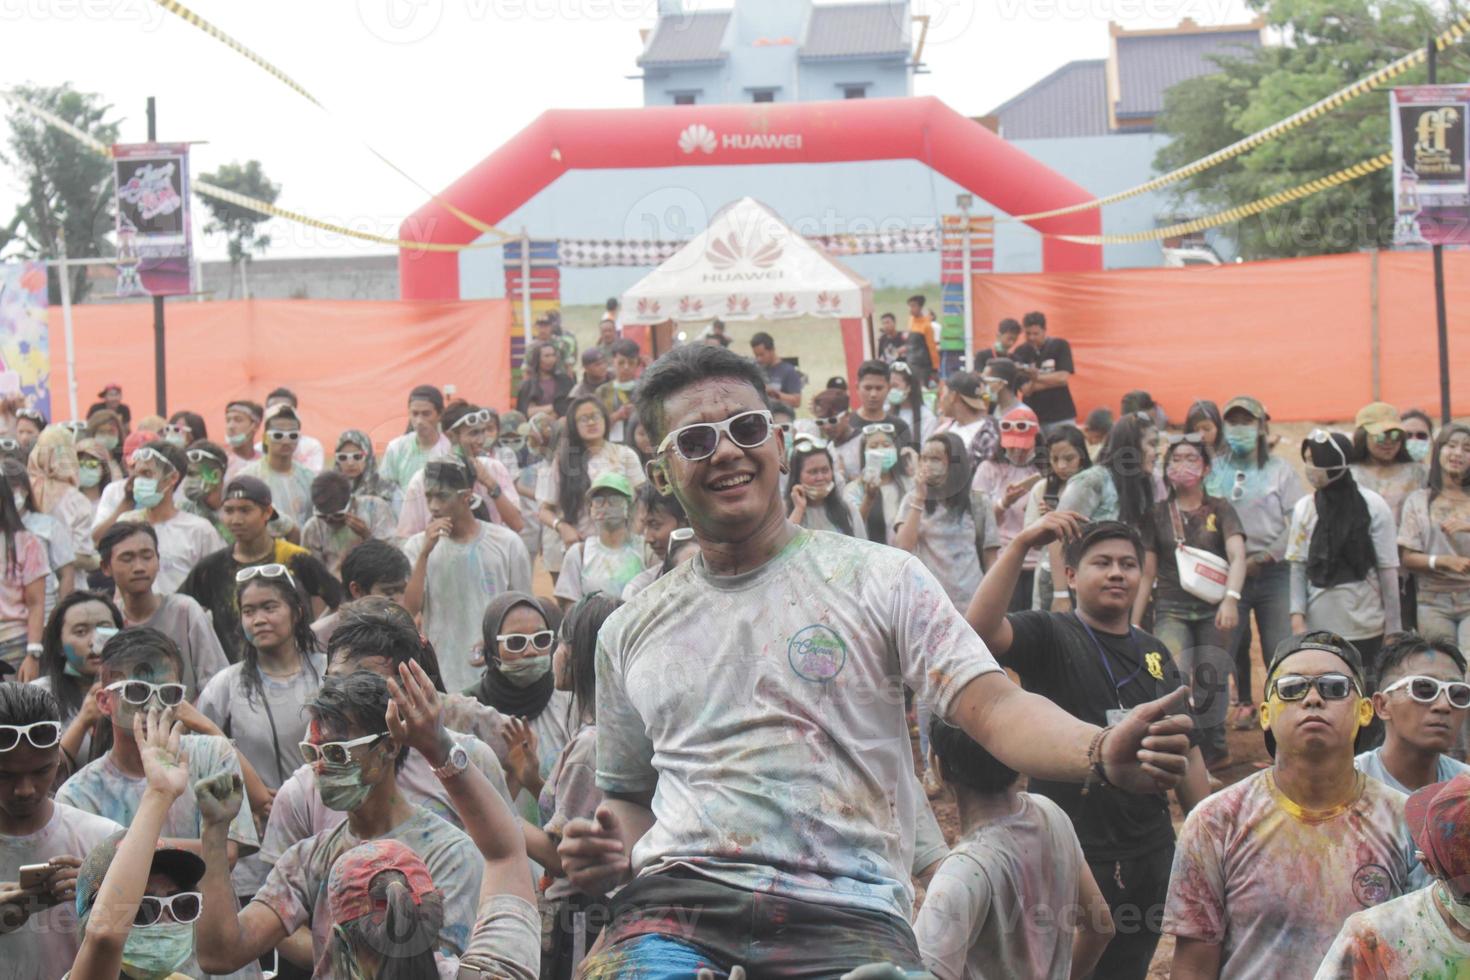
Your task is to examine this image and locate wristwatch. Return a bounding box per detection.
[488,483,502,500]
[431,742,470,781]
[24,643,42,660]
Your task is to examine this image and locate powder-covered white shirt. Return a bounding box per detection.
[554,538,645,606]
[403,521,534,694]
[596,528,1002,920]
[913,793,1084,980]
[1164,770,1413,980]
[0,803,121,980]
[1314,882,1470,980]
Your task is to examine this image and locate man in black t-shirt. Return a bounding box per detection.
[972,317,1022,373]
[875,313,908,365]
[1012,310,1077,433]
[848,360,913,448]
[179,475,343,663]
[966,512,1208,980]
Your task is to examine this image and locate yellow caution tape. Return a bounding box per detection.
[147,0,513,242]
[1050,152,1393,245]
[0,89,497,253]
[1007,14,1469,224]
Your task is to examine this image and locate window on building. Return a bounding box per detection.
[673,93,697,106]
[842,86,867,99]
[751,89,776,103]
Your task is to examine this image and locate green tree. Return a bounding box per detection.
[1155,0,1470,259]
[0,83,121,303]
[198,160,279,298]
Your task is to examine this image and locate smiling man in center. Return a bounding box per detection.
[557,343,1195,978]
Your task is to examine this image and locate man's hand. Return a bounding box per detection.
[135,706,190,802]
[0,881,39,933]
[1440,517,1470,536]
[558,805,631,897]
[343,513,371,539]
[1001,479,1035,510]
[386,660,452,769]
[1435,554,1470,575]
[41,856,81,910]
[16,657,38,683]
[1100,687,1194,794]
[424,517,453,554]
[194,772,244,829]
[1245,553,1273,578]
[1019,509,1087,550]
[558,521,582,547]
[173,700,223,737]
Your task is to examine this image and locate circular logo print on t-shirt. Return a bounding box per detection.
[1352,863,1393,908]
[788,625,847,682]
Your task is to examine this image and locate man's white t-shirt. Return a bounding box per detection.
[596,528,1002,920]
[1314,883,1470,980]
[118,508,225,594]
[0,803,122,979]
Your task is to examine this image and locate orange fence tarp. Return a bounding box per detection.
[49,299,513,449]
[972,251,1470,423]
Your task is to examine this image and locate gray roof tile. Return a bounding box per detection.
[1115,30,1261,117]
[639,11,731,66]
[989,59,1109,139]
[801,2,910,60]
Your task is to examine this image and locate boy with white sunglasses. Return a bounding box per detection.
[0,683,121,979]
[238,403,317,530]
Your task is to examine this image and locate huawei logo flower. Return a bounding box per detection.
[706,231,784,270]
[678,296,704,315]
[636,298,662,317]
[678,124,717,155]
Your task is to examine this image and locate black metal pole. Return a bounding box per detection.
[147,96,167,417]
[1429,39,1453,423]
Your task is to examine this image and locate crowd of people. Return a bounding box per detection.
[0,300,1466,980]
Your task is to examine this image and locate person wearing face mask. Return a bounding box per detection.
[0,684,123,979]
[163,411,206,451]
[222,400,263,482]
[844,424,915,547]
[404,459,533,694]
[1399,422,1470,652]
[396,403,522,540]
[1207,396,1307,732]
[57,628,261,979]
[102,443,224,595]
[33,590,124,771]
[1135,434,1247,771]
[0,466,53,682]
[1286,430,1402,689]
[62,708,216,980]
[972,405,1043,610]
[786,439,862,537]
[196,671,484,979]
[553,473,645,610]
[74,438,115,517]
[4,462,76,665]
[1350,402,1428,525]
[177,440,232,544]
[302,470,396,578]
[1402,408,1436,463]
[85,410,126,472]
[887,361,937,443]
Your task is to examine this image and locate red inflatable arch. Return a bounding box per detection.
[398,96,1103,299]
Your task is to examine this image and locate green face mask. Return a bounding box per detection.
[318,759,375,812]
[498,654,551,687]
[120,920,194,978]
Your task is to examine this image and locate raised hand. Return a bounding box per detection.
[1100,686,1194,794]
[504,717,541,795]
[135,706,190,802]
[1020,509,1087,550]
[194,771,244,828]
[386,660,452,769]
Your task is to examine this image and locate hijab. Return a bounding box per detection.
[1304,430,1376,589]
[472,592,560,718]
[27,425,80,513]
[335,429,395,501]
[74,436,121,483]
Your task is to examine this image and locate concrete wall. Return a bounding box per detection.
[798,57,910,100]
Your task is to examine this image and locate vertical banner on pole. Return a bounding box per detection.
[113,142,195,297]
[1391,85,1470,246]
[0,261,52,418]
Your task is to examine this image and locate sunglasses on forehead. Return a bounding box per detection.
[0,720,62,752]
[60,420,88,435]
[129,446,171,468]
[448,409,495,431]
[658,410,774,462]
[861,423,895,436]
[235,563,296,587]
[15,409,43,424]
[1167,432,1206,446]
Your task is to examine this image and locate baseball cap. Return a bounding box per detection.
[581,348,607,366]
[76,829,206,920]
[824,376,849,391]
[224,475,273,509]
[589,471,634,500]
[1406,773,1470,888]
[1355,402,1404,436]
[999,405,1041,449]
[263,403,300,428]
[122,429,157,460]
[97,383,121,397]
[946,372,987,411]
[1223,396,1269,421]
[328,839,436,926]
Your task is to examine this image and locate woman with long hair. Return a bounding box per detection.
[1058,412,1157,530]
[508,592,622,980]
[1185,399,1226,460]
[1402,409,1436,465]
[1025,424,1092,611]
[3,457,74,623]
[1206,396,1307,730]
[1134,434,1247,769]
[164,410,207,448]
[536,396,644,583]
[32,589,123,772]
[0,466,54,681]
[888,361,937,443]
[1350,402,1428,523]
[1285,429,1402,687]
[895,431,999,610]
[73,437,116,514]
[28,424,98,574]
[786,439,861,536]
[515,341,575,418]
[84,409,125,472]
[1399,423,1470,649]
[843,423,914,546]
[973,405,1043,610]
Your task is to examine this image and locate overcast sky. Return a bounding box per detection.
[0,0,1255,261]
